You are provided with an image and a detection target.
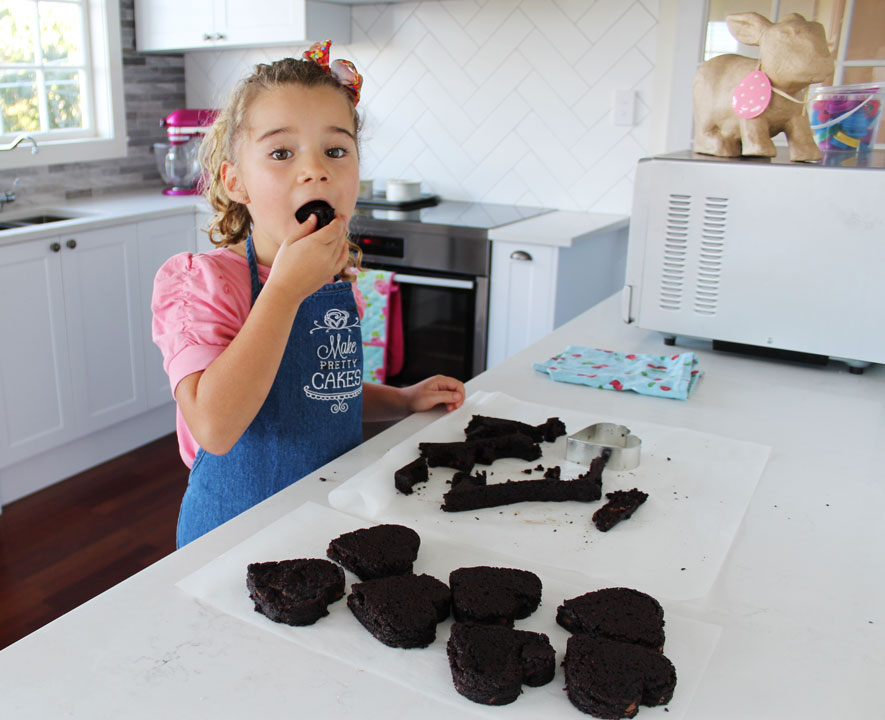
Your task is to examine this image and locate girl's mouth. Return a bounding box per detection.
[295,200,335,229]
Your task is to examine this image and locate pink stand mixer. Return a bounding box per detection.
[154,109,218,195]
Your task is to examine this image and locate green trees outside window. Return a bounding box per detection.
[1,0,86,137]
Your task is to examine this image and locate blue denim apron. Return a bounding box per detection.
[176,236,363,547]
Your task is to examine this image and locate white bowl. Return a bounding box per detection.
[385,179,421,203]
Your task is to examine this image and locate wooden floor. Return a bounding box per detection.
[0,433,188,650]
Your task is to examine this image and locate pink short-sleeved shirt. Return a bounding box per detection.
[151,248,365,468]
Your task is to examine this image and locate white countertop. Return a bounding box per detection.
[488,210,629,247]
[1,194,625,250]
[0,191,206,245]
[1,298,882,717]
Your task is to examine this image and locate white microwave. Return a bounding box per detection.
[622,150,885,372]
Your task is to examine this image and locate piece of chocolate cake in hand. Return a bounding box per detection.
[246,558,345,626]
[447,622,555,705]
[295,200,335,229]
[326,523,420,580]
[592,488,649,532]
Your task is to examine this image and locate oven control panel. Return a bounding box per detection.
[354,234,404,259]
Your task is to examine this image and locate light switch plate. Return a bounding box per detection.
[612,89,635,127]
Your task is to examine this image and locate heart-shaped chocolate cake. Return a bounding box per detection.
[347,572,451,648]
[556,587,665,651]
[447,622,555,705]
[562,634,676,718]
[449,566,542,626]
[326,523,420,580]
[246,557,345,626]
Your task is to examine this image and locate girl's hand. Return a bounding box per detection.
[403,374,465,413]
[265,214,350,304]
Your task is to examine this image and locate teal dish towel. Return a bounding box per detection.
[355,268,397,384]
[532,346,702,400]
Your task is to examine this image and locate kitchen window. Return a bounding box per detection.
[0,0,125,168]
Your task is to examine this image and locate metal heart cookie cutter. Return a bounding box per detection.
[565,423,641,471]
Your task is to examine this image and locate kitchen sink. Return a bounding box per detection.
[14,213,76,224]
[0,209,93,231]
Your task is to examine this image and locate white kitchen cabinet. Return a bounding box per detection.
[135,0,350,52]
[137,214,197,409]
[0,225,148,467]
[487,242,558,370]
[487,215,629,369]
[62,224,148,434]
[0,236,76,466]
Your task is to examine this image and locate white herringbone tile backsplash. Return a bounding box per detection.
[185,0,660,214]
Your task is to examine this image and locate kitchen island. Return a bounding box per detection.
[0,294,881,719]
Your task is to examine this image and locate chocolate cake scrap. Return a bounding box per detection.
[347,573,451,648]
[563,634,676,718]
[464,415,567,443]
[441,454,607,512]
[447,622,555,706]
[326,523,420,580]
[592,488,649,532]
[246,558,345,626]
[419,432,541,472]
[394,456,429,495]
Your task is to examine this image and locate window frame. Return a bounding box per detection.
[0,0,126,169]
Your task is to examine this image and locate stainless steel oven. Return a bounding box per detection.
[350,200,551,385]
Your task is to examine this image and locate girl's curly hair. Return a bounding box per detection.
[198,57,363,279]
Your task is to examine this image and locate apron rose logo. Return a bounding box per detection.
[324,308,349,329]
[311,308,359,334]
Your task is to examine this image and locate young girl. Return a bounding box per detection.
[152,42,465,547]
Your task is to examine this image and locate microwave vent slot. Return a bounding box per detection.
[693,196,728,316]
[658,194,691,311]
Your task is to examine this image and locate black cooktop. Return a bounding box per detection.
[353,198,552,231]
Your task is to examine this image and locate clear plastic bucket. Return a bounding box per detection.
[809,82,884,153]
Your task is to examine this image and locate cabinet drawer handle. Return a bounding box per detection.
[49,242,61,252]
[509,250,533,262]
[203,33,213,41]
[215,33,226,40]
[66,239,77,249]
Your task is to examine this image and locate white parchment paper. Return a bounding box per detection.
[177,502,721,719]
[329,391,771,602]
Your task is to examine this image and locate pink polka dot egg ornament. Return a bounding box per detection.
[732,70,772,119]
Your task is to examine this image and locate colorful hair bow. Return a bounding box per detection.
[303,40,363,106]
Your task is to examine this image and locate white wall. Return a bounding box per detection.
[185,0,669,214]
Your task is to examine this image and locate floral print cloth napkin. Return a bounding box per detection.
[532,346,702,400]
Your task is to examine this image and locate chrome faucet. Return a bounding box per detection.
[1,178,21,210]
[0,135,39,154]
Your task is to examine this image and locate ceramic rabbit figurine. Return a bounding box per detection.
[692,12,834,162]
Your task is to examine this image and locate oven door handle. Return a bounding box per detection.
[392,273,474,290]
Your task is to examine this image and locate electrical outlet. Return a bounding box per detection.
[612,90,635,127]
